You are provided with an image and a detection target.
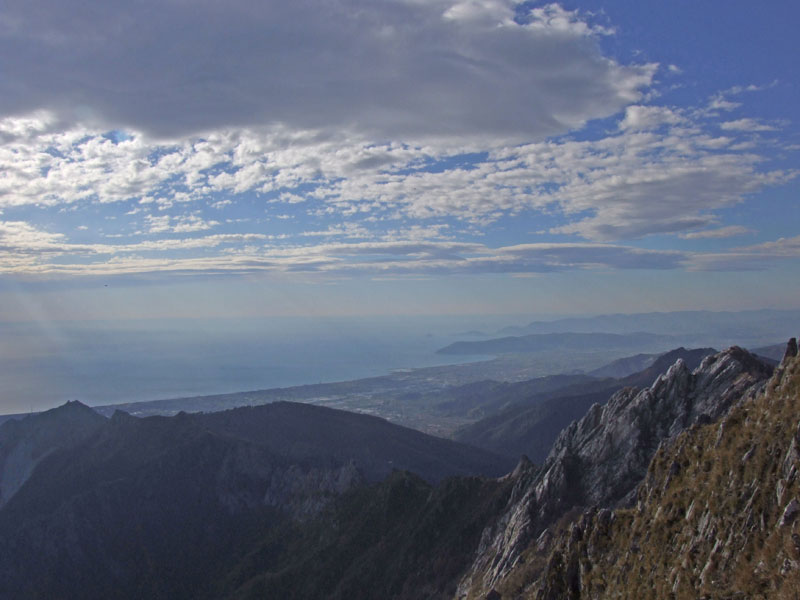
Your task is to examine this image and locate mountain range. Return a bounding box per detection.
[436,332,676,356]
[0,339,796,598]
[495,310,800,347]
[0,401,509,599]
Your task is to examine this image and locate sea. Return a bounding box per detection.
[0,315,516,414]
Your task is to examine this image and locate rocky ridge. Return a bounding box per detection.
[453,347,717,463]
[0,401,508,600]
[533,338,800,599]
[457,346,773,599]
[0,400,106,508]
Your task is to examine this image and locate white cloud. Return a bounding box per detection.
[679,226,753,239]
[172,215,220,233]
[0,234,687,277]
[143,213,219,234]
[708,97,741,112]
[301,223,372,239]
[0,220,68,252]
[0,3,792,285]
[688,235,800,271]
[720,118,778,132]
[0,0,652,142]
[144,215,171,234]
[619,105,684,131]
[6,215,800,277]
[0,98,792,246]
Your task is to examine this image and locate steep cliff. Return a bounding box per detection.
[458,346,773,598]
[533,339,800,599]
[454,347,717,463]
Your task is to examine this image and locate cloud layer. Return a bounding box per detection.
[0,0,652,141]
[0,1,795,281]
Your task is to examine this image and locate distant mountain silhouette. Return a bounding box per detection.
[495,310,800,346]
[0,400,106,508]
[436,331,676,355]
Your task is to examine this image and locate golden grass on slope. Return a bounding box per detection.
[523,349,800,600]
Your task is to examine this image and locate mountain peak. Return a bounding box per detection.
[532,340,800,598]
[0,399,107,508]
[459,345,773,596]
[52,399,97,414]
[782,336,798,365]
[507,454,535,479]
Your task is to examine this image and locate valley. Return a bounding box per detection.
[0,334,796,598]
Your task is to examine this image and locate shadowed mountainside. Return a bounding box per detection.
[532,340,800,599]
[458,345,773,598]
[0,401,510,600]
[0,400,106,508]
[0,343,791,600]
[194,401,515,483]
[454,347,717,462]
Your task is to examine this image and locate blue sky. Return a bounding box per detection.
[0,0,798,320]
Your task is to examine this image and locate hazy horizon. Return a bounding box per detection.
[2,308,797,415]
[1,1,798,412]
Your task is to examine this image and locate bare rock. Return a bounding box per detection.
[780,499,800,527]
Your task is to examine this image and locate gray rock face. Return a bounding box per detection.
[457,346,772,597]
[532,342,800,599]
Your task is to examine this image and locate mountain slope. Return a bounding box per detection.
[587,353,657,378]
[454,347,717,462]
[457,346,773,598]
[0,400,107,507]
[432,374,598,420]
[534,339,800,599]
[0,401,510,600]
[223,472,515,600]
[194,401,513,483]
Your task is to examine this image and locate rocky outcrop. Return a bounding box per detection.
[453,347,717,464]
[457,346,772,598]
[533,338,800,599]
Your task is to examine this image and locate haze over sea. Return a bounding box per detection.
[0,315,516,414]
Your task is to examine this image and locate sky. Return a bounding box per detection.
[1,0,799,321]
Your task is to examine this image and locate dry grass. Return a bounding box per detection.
[518,352,800,599]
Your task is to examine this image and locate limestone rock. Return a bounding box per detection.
[458,346,772,597]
